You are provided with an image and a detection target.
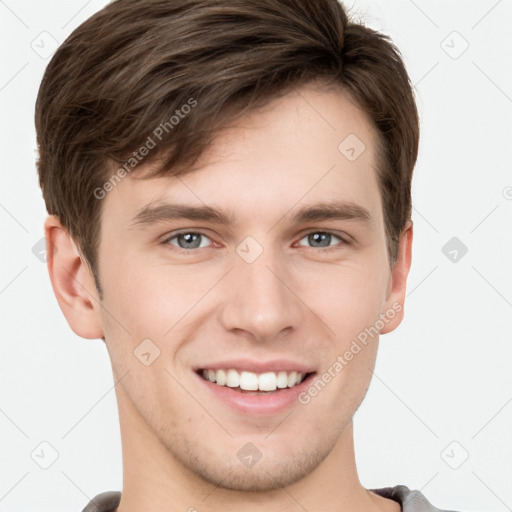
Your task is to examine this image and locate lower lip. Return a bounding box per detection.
[195,371,316,416]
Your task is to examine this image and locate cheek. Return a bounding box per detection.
[297,259,389,336]
[101,253,213,337]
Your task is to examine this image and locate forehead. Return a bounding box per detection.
[102,84,382,230]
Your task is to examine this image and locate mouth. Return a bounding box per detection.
[195,368,316,395]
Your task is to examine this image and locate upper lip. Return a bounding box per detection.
[193,358,315,374]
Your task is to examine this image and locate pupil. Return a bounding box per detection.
[310,232,329,247]
[180,233,200,248]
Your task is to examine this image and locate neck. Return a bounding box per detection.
[113,385,398,512]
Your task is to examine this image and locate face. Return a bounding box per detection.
[61,83,411,492]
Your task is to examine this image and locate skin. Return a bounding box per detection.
[45,82,412,512]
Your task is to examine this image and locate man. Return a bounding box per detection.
[35,0,462,510]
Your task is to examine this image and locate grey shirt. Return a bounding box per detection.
[82,485,462,511]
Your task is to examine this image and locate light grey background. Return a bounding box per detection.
[1,1,511,511]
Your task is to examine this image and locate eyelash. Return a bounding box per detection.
[161,230,349,254]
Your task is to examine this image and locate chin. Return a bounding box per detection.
[170,434,335,492]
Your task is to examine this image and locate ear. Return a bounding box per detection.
[44,215,104,340]
[380,220,413,335]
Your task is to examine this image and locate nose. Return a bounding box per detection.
[218,242,303,343]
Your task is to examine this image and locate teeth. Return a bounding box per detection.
[216,369,226,386]
[200,368,308,391]
[240,371,259,390]
[276,371,288,388]
[226,369,240,388]
[258,372,277,391]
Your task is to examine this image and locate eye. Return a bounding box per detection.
[296,231,345,251]
[163,231,213,251]
[161,229,348,254]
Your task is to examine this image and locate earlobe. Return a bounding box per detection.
[380,220,413,335]
[44,215,104,340]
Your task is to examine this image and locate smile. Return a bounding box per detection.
[198,368,312,393]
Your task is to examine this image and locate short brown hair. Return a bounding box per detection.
[35,0,419,299]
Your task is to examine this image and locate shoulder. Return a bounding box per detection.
[370,484,464,512]
[81,491,121,512]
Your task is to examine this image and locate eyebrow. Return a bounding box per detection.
[128,200,373,229]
